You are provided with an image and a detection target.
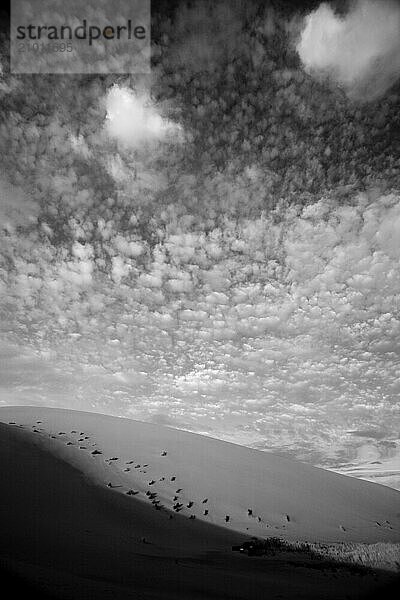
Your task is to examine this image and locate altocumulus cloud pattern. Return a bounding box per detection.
[0,0,400,488]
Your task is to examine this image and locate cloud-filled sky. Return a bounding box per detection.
[1,0,400,488]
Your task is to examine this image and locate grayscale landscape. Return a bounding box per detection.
[1,1,400,598]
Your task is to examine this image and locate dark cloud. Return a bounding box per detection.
[348,428,388,440]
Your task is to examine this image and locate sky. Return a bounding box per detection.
[1,0,400,489]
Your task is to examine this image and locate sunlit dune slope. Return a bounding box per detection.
[1,406,399,547]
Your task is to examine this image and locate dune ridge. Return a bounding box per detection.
[1,406,399,545]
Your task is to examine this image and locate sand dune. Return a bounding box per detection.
[0,406,399,599]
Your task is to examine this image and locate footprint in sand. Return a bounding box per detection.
[126,490,139,496]
[126,461,134,465]
[124,468,130,472]
[58,432,66,435]
[80,446,87,450]
[202,498,208,504]
[71,430,77,434]
[66,442,74,446]
[204,510,209,516]
[171,476,176,481]
[8,422,16,425]
[92,450,102,455]
[161,451,167,456]
[187,501,194,508]
[148,480,156,486]
[339,525,346,532]
[176,488,183,493]
[189,515,195,520]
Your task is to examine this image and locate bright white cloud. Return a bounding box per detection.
[105,86,181,148]
[296,0,400,101]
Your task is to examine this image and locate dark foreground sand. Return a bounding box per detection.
[0,407,399,600]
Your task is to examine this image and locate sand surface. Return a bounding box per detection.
[1,406,399,599]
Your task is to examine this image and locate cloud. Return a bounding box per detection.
[348,428,388,440]
[0,173,39,231]
[2,182,400,479]
[296,0,400,101]
[105,85,181,148]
